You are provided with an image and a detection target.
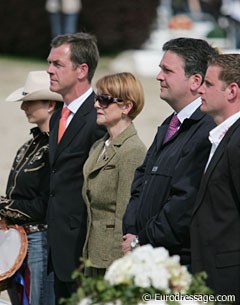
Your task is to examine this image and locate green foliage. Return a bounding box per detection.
[65,269,216,305]
[187,272,213,296]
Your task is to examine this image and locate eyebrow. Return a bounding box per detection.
[204,79,212,85]
[47,59,63,65]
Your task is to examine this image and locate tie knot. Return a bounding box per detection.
[169,114,180,128]
[61,107,71,119]
[163,114,181,144]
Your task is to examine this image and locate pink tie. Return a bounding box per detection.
[163,114,180,144]
[58,107,71,143]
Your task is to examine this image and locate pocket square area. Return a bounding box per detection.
[104,165,116,170]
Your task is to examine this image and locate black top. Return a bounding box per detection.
[123,108,215,264]
[0,127,50,225]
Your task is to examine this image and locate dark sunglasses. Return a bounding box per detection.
[95,94,123,108]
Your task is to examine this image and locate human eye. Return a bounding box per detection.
[54,62,63,68]
[48,59,63,68]
[204,80,212,87]
[162,66,172,73]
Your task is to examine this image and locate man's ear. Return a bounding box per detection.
[77,63,89,80]
[191,73,203,91]
[227,83,238,101]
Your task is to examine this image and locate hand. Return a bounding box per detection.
[122,233,136,255]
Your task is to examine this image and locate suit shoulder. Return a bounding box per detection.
[195,113,216,135]
[227,119,240,144]
[202,113,215,124]
[119,135,147,158]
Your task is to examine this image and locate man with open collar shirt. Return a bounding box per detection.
[191,54,240,303]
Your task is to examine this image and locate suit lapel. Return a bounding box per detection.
[193,119,240,215]
[159,107,206,150]
[156,121,169,151]
[192,141,225,215]
[56,108,86,155]
[53,94,95,161]
[49,110,61,165]
[90,144,116,173]
[88,123,137,174]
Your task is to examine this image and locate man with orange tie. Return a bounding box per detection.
[47,32,105,304]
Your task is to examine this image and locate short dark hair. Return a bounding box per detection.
[162,37,219,82]
[51,32,99,82]
[208,53,240,87]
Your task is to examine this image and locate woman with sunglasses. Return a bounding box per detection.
[82,72,146,276]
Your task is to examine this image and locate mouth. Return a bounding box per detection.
[50,79,57,85]
[160,85,167,91]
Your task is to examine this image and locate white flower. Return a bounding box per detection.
[166,256,192,293]
[105,254,134,285]
[104,244,192,294]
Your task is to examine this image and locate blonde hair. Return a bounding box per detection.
[95,72,144,120]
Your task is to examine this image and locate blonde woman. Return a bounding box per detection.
[82,72,147,276]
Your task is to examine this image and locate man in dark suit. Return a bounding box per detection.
[122,38,218,266]
[191,54,240,303]
[46,32,105,303]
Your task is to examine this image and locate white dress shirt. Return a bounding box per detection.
[205,111,240,170]
[63,87,93,127]
[177,97,202,123]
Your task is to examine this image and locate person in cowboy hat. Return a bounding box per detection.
[0,71,63,305]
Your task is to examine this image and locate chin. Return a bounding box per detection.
[160,92,167,101]
[200,104,207,113]
[96,119,104,126]
[50,85,59,93]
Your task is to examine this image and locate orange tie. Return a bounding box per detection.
[58,107,71,143]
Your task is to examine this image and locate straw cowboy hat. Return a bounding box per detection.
[5,71,63,102]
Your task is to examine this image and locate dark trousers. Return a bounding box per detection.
[54,275,77,305]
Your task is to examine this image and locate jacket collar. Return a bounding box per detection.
[156,106,206,150]
[49,92,95,163]
[89,123,137,173]
[30,127,49,139]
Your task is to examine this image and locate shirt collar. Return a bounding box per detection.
[63,87,93,114]
[177,97,202,124]
[209,111,240,145]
